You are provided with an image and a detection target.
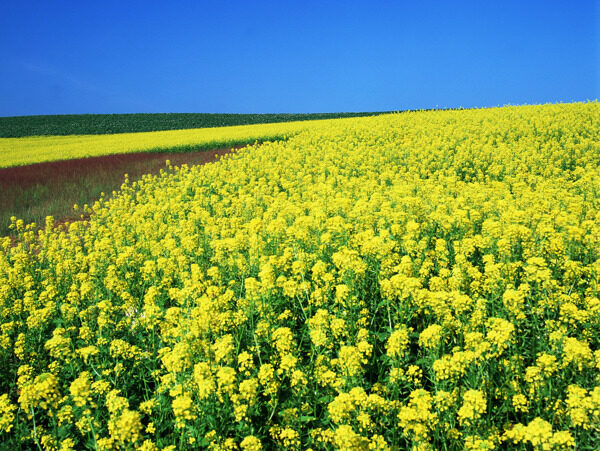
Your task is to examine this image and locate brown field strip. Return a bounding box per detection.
[0,146,239,236]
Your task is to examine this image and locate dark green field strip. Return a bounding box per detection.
[0,112,393,138]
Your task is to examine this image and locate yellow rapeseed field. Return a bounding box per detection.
[1,102,599,450]
[0,118,335,168]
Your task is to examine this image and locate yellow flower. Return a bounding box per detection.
[337,345,363,377]
[109,409,143,444]
[485,317,514,357]
[172,393,196,427]
[59,438,76,451]
[239,378,258,403]
[0,394,16,432]
[238,351,255,374]
[139,398,157,415]
[512,394,528,413]
[69,371,93,407]
[386,326,411,359]
[44,328,72,360]
[212,334,234,363]
[457,390,486,426]
[105,389,128,414]
[418,324,443,350]
[562,337,594,370]
[397,389,437,441]
[138,439,159,451]
[240,435,262,451]
[19,372,61,413]
[279,427,300,448]
[272,327,294,355]
[216,366,236,395]
[333,425,369,450]
[77,345,99,363]
[504,417,573,450]
[194,362,216,400]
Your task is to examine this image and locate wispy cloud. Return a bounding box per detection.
[15,59,155,112]
[19,60,101,93]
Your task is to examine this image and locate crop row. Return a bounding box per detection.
[0,118,346,168]
[0,112,393,139]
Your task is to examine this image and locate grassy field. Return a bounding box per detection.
[1,102,599,449]
[0,111,392,138]
[0,117,351,168]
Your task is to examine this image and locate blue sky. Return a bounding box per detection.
[0,0,598,116]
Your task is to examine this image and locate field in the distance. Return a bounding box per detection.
[0,113,380,234]
[0,111,392,138]
[0,118,339,168]
[1,102,599,450]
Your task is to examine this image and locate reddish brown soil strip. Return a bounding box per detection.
[0,147,240,188]
[0,146,242,236]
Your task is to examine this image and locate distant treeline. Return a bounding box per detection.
[0,112,396,138]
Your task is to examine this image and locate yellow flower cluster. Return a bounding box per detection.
[504,418,574,449]
[1,101,599,448]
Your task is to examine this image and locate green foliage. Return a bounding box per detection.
[0,112,391,138]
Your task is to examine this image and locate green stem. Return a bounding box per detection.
[30,409,44,451]
[87,415,99,450]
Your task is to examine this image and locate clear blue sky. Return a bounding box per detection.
[0,0,598,116]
